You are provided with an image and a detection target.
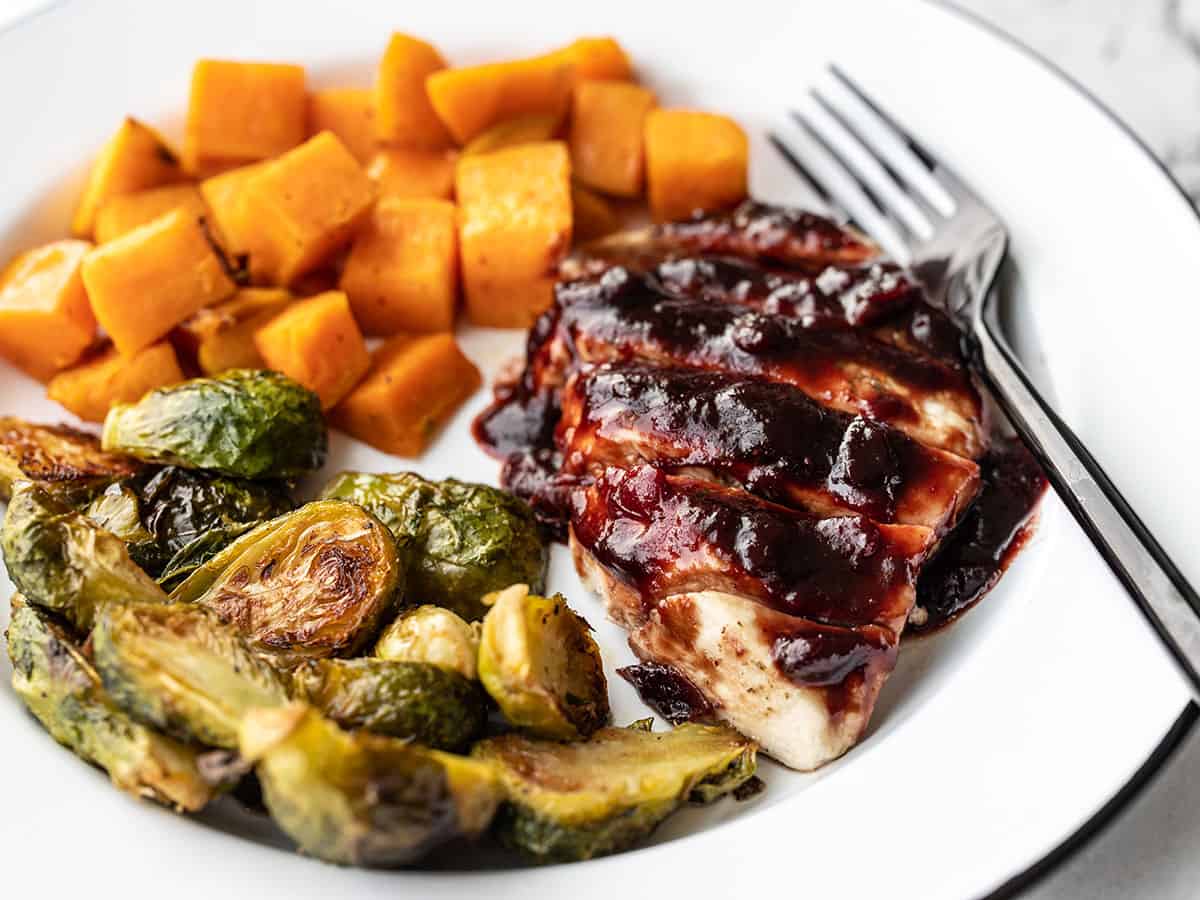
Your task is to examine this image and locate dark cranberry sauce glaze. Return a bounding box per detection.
[618,662,714,724]
[559,362,977,528]
[570,465,926,629]
[911,437,1047,632]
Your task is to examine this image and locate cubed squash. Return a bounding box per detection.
[81,208,236,356]
[456,141,572,327]
[71,118,185,238]
[94,184,206,244]
[184,59,307,173]
[366,148,457,200]
[0,240,97,381]
[253,290,369,409]
[374,33,453,149]
[427,56,574,146]
[571,184,621,241]
[332,333,481,457]
[47,342,183,423]
[569,81,656,197]
[308,88,376,163]
[199,162,265,256]
[550,37,634,80]
[644,110,749,222]
[461,114,562,157]
[240,132,376,285]
[340,198,458,335]
[175,287,291,375]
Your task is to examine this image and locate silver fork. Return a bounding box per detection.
[771,65,1200,702]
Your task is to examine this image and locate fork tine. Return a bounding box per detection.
[766,133,856,227]
[798,94,934,240]
[826,65,958,215]
[773,118,912,263]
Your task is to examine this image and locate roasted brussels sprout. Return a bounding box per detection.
[2,482,165,631]
[478,584,610,740]
[6,596,214,811]
[101,369,327,479]
[0,416,142,502]
[291,658,487,751]
[374,605,479,679]
[92,600,289,749]
[88,465,296,579]
[239,702,502,867]
[169,500,401,664]
[474,721,758,861]
[320,472,547,621]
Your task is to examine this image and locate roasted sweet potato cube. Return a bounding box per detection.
[198,161,274,280]
[366,148,458,200]
[571,185,621,241]
[550,37,634,80]
[427,56,574,146]
[332,333,481,457]
[94,184,207,244]
[0,240,97,381]
[176,287,291,374]
[72,118,185,238]
[462,114,562,157]
[308,88,376,163]
[456,141,572,328]
[340,198,458,335]
[569,82,656,197]
[374,33,453,149]
[185,59,307,173]
[253,290,369,409]
[47,342,183,422]
[241,132,376,285]
[644,110,749,222]
[81,209,235,356]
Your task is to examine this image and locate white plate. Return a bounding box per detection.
[0,1,1195,897]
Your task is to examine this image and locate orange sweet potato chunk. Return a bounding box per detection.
[241,132,376,285]
[94,184,206,244]
[47,342,183,423]
[185,60,307,173]
[332,333,481,457]
[340,198,458,335]
[571,185,621,241]
[550,37,633,80]
[176,287,291,375]
[367,148,458,200]
[308,88,377,163]
[253,290,369,409]
[461,114,562,157]
[569,81,656,197]
[375,34,453,150]
[0,240,97,381]
[644,110,749,222]
[427,56,574,146]
[81,208,236,356]
[72,118,185,239]
[456,141,572,328]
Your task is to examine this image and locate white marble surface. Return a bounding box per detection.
[0,0,1197,897]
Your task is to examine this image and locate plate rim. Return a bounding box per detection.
[927,1,1200,896]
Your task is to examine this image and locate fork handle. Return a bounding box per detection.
[972,308,1200,699]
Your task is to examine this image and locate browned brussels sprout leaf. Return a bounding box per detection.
[239,703,501,867]
[169,500,402,665]
[102,369,327,479]
[0,416,143,503]
[92,600,289,749]
[6,596,214,811]
[478,584,610,740]
[320,472,546,621]
[291,658,487,751]
[474,721,758,862]
[2,481,166,631]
